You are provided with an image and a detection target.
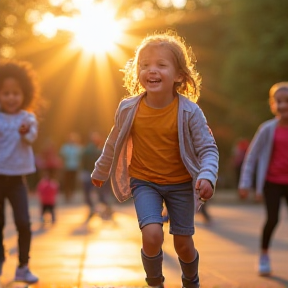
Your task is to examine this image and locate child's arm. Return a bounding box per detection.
[238,125,266,197]
[91,101,122,183]
[19,113,38,144]
[189,106,219,191]
[91,125,119,183]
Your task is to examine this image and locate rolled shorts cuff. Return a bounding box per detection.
[169,227,195,236]
[139,215,163,230]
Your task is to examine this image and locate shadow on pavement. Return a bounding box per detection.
[269,275,288,287]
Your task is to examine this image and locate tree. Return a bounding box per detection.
[221,0,288,139]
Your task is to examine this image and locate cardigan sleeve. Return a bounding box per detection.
[238,124,267,190]
[189,105,219,188]
[91,102,122,181]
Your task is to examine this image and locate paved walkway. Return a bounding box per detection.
[0,190,287,288]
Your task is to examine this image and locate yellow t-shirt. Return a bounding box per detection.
[129,96,192,184]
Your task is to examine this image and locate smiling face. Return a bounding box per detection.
[137,44,183,97]
[0,77,24,114]
[274,88,288,122]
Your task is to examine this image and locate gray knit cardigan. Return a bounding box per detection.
[91,93,219,203]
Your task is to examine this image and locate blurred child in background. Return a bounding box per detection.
[60,132,82,202]
[81,132,113,221]
[239,82,288,276]
[36,170,59,224]
[36,138,62,181]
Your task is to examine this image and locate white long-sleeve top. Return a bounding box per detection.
[0,110,38,175]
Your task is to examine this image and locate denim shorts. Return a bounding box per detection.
[130,177,195,235]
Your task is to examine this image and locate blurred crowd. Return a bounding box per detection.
[30,131,114,223]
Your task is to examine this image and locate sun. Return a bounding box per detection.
[32,1,125,55]
[70,2,124,55]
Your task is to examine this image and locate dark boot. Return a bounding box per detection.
[141,249,165,287]
[179,251,200,288]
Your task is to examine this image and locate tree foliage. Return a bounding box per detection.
[221,0,288,138]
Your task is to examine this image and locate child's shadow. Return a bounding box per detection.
[71,214,118,236]
[32,221,55,237]
[71,223,95,236]
[269,275,288,287]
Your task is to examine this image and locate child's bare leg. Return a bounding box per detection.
[174,235,199,288]
[141,223,164,286]
[142,223,163,256]
[174,234,196,262]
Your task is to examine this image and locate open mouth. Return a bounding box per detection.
[147,79,161,83]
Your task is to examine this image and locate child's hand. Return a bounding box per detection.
[195,179,213,200]
[254,193,263,202]
[18,123,30,134]
[92,179,104,187]
[238,188,249,199]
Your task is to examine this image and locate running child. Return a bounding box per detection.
[239,82,288,276]
[0,59,40,282]
[91,30,219,288]
[37,170,59,224]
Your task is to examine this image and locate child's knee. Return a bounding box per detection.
[142,224,163,247]
[174,235,195,257]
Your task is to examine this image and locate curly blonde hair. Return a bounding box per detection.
[122,30,202,102]
[269,82,288,115]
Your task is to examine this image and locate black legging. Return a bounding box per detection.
[0,175,31,264]
[262,181,288,250]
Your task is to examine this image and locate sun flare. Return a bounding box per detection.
[32,1,126,55]
[70,3,124,55]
